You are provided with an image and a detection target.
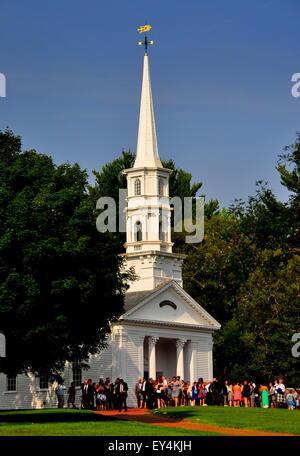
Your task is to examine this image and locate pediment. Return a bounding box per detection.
[121,281,220,330]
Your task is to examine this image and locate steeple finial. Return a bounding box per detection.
[137,24,154,54]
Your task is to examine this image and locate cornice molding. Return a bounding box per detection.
[121,251,186,260]
[122,167,173,175]
[119,317,218,332]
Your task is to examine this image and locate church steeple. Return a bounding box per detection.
[134,53,162,168]
[121,26,185,292]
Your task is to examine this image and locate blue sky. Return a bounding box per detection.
[0,0,299,207]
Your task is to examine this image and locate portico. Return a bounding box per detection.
[143,335,188,380]
[110,276,220,410]
[111,274,220,406]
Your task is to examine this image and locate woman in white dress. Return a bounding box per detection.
[227,384,233,407]
[171,376,181,407]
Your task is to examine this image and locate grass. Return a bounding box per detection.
[153,406,300,435]
[0,409,222,436]
[3,407,298,436]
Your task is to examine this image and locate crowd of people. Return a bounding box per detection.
[134,376,300,410]
[55,377,128,411]
[55,375,300,411]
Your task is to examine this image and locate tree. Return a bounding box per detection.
[90,150,135,203]
[215,255,300,385]
[0,130,133,378]
[172,211,254,323]
[169,132,300,383]
[211,133,300,382]
[277,132,300,205]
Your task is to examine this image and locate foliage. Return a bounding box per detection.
[211,135,300,383]
[215,255,300,384]
[277,131,300,205]
[173,133,300,384]
[174,214,256,323]
[0,130,133,378]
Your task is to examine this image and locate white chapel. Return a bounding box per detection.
[0,47,220,410]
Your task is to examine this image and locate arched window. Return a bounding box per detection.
[159,300,177,310]
[134,178,141,196]
[158,178,164,196]
[135,221,142,242]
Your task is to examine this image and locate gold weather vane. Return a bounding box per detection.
[137,25,152,33]
[137,24,154,52]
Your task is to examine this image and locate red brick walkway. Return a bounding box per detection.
[95,408,295,436]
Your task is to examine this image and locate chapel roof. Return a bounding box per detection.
[122,279,221,330]
[123,280,173,313]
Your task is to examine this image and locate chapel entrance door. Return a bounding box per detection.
[156,338,176,379]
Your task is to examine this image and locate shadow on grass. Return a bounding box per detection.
[0,408,191,426]
[0,409,118,424]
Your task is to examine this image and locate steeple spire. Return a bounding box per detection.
[121,25,185,292]
[134,52,162,168]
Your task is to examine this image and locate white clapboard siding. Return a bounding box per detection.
[0,373,58,409]
[125,334,142,408]
[196,339,210,381]
[85,344,113,383]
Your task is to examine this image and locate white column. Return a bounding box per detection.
[137,335,145,379]
[112,333,121,379]
[167,213,171,243]
[208,337,213,381]
[120,334,128,379]
[148,336,159,380]
[0,333,6,357]
[189,341,198,382]
[176,339,187,379]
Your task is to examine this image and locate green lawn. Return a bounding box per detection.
[0,409,222,436]
[153,406,300,435]
[2,407,298,436]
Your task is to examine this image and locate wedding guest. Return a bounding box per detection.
[171,376,181,407]
[67,381,77,408]
[228,384,233,407]
[233,382,242,407]
[241,380,251,407]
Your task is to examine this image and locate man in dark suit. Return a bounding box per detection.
[81,381,89,409]
[145,378,155,409]
[209,378,222,406]
[115,378,128,412]
[86,378,96,409]
[104,377,114,410]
